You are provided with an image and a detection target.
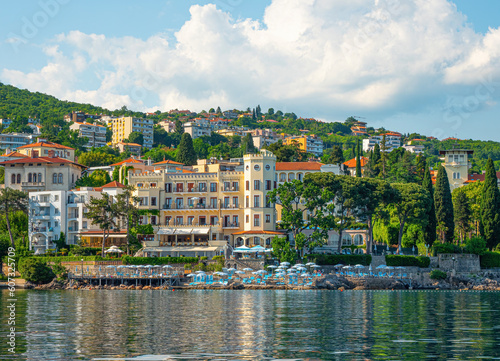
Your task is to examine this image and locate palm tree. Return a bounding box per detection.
[0,188,28,248]
[85,193,121,257]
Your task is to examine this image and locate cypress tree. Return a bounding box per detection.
[241,133,256,154]
[356,138,361,177]
[176,133,197,166]
[434,165,454,242]
[423,166,437,246]
[372,143,381,177]
[454,189,471,244]
[480,158,500,249]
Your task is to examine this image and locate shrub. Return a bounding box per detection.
[69,246,102,256]
[51,260,68,280]
[308,254,372,266]
[386,255,430,268]
[121,256,199,265]
[184,263,192,269]
[464,237,487,256]
[432,243,460,256]
[19,258,55,284]
[430,270,447,280]
[206,263,223,272]
[480,252,500,269]
[212,255,225,262]
[200,256,208,261]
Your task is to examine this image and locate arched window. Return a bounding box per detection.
[353,234,364,246]
[72,174,74,184]
[58,173,63,184]
[38,173,42,182]
[342,234,352,246]
[16,174,21,184]
[53,174,57,184]
[11,174,16,184]
[28,173,32,183]
[33,173,37,182]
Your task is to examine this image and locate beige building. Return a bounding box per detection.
[111,116,154,149]
[128,150,282,258]
[69,122,107,148]
[439,148,473,191]
[116,142,142,156]
[17,140,75,162]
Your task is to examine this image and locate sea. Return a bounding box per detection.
[1,289,500,360]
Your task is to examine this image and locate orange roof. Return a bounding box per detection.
[232,230,285,235]
[0,156,86,168]
[153,159,184,166]
[101,181,125,188]
[110,158,144,167]
[382,132,402,137]
[343,156,369,168]
[17,141,74,150]
[73,122,106,128]
[118,142,141,147]
[3,151,28,158]
[176,167,194,173]
[276,162,324,171]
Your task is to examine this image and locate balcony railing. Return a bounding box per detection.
[222,222,239,228]
[163,204,218,210]
[22,182,45,187]
[222,186,239,192]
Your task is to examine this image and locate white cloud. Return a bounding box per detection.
[2,0,500,129]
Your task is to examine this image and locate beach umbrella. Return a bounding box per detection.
[242,268,253,272]
[312,265,321,268]
[105,265,116,268]
[117,265,128,269]
[187,273,196,277]
[369,264,373,271]
[376,265,387,269]
[300,273,310,277]
[334,263,344,268]
[342,265,352,269]
[280,262,290,266]
[227,268,236,272]
[235,270,245,274]
[386,266,395,270]
[267,265,278,269]
[163,265,173,268]
[305,262,316,266]
[293,263,304,268]
[354,264,364,269]
[195,270,206,274]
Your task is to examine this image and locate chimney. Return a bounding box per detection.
[32,150,39,158]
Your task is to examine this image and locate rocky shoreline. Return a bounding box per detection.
[23,273,500,291]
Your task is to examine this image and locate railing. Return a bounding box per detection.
[22,182,45,187]
[222,186,239,192]
[221,204,241,209]
[163,204,218,210]
[222,222,239,228]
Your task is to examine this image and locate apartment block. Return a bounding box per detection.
[111,116,154,149]
[362,132,402,152]
[183,121,211,139]
[284,134,324,156]
[69,122,107,148]
[0,133,33,150]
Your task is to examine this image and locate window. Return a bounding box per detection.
[176,183,183,192]
[17,174,21,184]
[151,216,157,225]
[164,198,172,208]
[448,155,453,162]
[82,221,87,229]
[265,195,271,208]
[254,215,260,227]
[72,174,75,184]
[176,216,183,225]
[54,195,59,201]
[165,183,172,193]
[246,196,249,208]
[53,174,57,184]
[175,198,183,208]
[233,196,238,207]
[246,215,249,223]
[210,197,217,208]
[210,182,217,192]
[254,165,260,171]
[265,164,270,171]
[28,173,32,182]
[11,174,15,184]
[265,180,271,190]
[224,181,230,191]
[38,173,42,182]
[187,216,194,225]
[151,197,157,206]
[199,182,206,192]
[140,197,149,206]
[254,180,260,190]
[266,214,271,223]
[232,182,239,191]
[254,195,260,208]
[246,181,249,191]
[199,216,206,225]
[233,215,239,225]
[58,173,63,184]
[224,197,230,207]
[165,216,172,225]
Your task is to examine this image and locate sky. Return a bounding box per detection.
[1,0,500,141]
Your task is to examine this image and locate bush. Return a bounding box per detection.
[51,261,68,280]
[480,252,500,269]
[464,237,487,256]
[200,256,208,261]
[121,255,199,265]
[19,258,55,284]
[212,255,225,262]
[432,243,460,256]
[30,256,103,262]
[386,255,430,268]
[308,254,372,266]
[430,270,447,280]
[69,246,102,256]
[184,263,192,269]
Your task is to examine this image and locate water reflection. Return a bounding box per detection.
[1,290,499,360]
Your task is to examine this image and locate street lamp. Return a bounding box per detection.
[81,258,84,277]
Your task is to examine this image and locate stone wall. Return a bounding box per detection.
[438,253,480,272]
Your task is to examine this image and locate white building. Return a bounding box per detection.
[184,121,211,139]
[0,133,33,150]
[362,133,402,152]
[403,144,425,154]
[69,122,107,148]
[159,120,176,133]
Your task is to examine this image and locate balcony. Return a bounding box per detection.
[221,204,241,209]
[222,222,240,229]
[173,187,207,194]
[68,226,79,232]
[221,186,239,192]
[162,204,218,211]
[33,213,51,220]
[22,182,45,188]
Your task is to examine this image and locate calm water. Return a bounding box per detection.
[1,289,500,360]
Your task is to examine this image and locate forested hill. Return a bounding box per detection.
[0,82,143,121]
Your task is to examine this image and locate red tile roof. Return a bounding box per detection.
[276,162,324,171]
[0,156,86,168]
[153,159,184,166]
[343,156,369,168]
[101,181,126,188]
[468,172,500,182]
[3,151,28,158]
[118,142,141,147]
[17,141,74,150]
[232,230,285,235]
[110,158,144,167]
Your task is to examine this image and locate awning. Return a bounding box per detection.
[191,228,210,235]
[157,228,175,235]
[143,246,222,253]
[175,228,192,235]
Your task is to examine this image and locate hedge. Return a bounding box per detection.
[12,256,104,263]
[430,270,447,280]
[121,255,200,265]
[385,255,430,268]
[480,252,500,269]
[308,254,372,266]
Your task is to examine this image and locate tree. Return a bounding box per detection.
[115,185,140,255]
[453,188,471,244]
[434,165,455,242]
[391,183,431,252]
[480,158,500,249]
[175,120,184,135]
[54,231,67,252]
[75,169,111,188]
[0,188,28,248]
[380,134,388,179]
[422,166,437,246]
[326,145,344,164]
[125,131,144,146]
[216,106,222,114]
[176,133,197,166]
[19,258,54,284]
[355,138,361,177]
[85,193,121,257]
[271,236,297,263]
[365,144,381,178]
[241,133,256,154]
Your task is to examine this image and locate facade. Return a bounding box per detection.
[0,154,86,193]
[183,121,211,139]
[251,129,280,150]
[69,122,107,148]
[116,142,142,156]
[0,133,33,150]
[0,119,13,127]
[17,140,75,162]
[351,121,368,136]
[159,120,176,133]
[111,116,154,149]
[362,133,402,152]
[343,157,369,177]
[439,148,473,191]
[403,144,425,154]
[283,135,324,156]
[128,150,281,258]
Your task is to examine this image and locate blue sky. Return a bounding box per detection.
[2,0,500,141]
